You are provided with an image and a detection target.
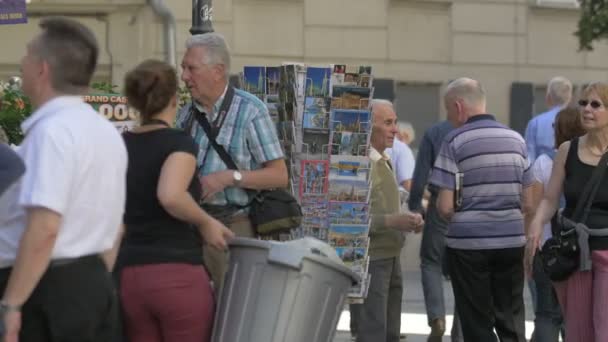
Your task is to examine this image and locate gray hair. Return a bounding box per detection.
[547,76,572,107]
[370,99,394,124]
[444,77,486,106]
[186,33,231,79]
[398,121,415,142]
[370,99,394,111]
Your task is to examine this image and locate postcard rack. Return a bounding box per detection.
[240,63,375,299]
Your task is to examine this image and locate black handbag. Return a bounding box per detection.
[190,87,302,235]
[540,147,608,281]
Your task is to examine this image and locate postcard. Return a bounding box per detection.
[328,179,370,203]
[329,202,369,225]
[300,160,329,197]
[243,66,266,95]
[359,75,372,88]
[266,67,280,95]
[344,73,360,86]
[301,203,329,215]
[301,193,329,205]
[280,103,296,122]
[279,65,297,103]
[302,97,330,131]
[349,256,370,275]
[266,94,280,104]
[335,247,367,264]
[330,131,369,156]
[348,272,371,298]
[359,65,372,75]
[330,109,371,133]
[305,67,331,98]
[328,155,370,182]
[296,104,305,127]
[276,121,295,143]
[330,73,345,93]
[302,216,329,230]
[345,65,360,74]
[267,103,279,123]
[301,194,329,218]
[301,130,330,160]
[360,98,370,110]
[331,86,372,110]
[333,64,346,74]
[329,224,370,248]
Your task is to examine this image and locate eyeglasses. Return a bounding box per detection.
[578,99,603,109]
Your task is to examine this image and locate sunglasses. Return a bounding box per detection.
[578,99,603,109]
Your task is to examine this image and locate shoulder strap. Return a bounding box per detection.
[191,86,238,171]
[573,146,608,222]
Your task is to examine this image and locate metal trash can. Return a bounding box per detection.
[211,237,359,342]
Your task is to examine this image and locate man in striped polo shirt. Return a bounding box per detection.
[429,78,535,342]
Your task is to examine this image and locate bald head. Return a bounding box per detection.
[371,99,394,118]
[444,78,486,106]
[370,99,398,152]
[444,77,487,127]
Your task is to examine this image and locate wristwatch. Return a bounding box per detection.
[232,171,243,186]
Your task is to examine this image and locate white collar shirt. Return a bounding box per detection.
[0,96,127,266]
[369,147,391,163]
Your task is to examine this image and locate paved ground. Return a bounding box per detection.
[332,271,535,342]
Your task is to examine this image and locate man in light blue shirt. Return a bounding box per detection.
[524,77,573,162]
[386,137,415,191]
[523,76,572,341]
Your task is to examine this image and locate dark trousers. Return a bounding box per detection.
[350,257,403,342]
[0,255,118,342]
[447,247,526,342]
[532,253,564,342]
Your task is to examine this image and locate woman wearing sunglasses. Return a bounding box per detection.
[526,82,608,342]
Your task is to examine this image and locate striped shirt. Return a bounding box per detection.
[176,88,284,206]
[429,114,533,250]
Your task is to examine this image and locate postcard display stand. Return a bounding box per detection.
[242,64,374,300]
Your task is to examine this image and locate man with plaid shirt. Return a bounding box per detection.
[177,33,287,291]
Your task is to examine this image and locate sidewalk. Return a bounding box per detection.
[332,270,535,342]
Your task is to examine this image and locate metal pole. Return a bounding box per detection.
[190,0,214,35]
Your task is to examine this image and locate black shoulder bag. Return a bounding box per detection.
[190,87,302,235]
[540,148,608,281]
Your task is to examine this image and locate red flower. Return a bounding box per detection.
[14,98,25,110]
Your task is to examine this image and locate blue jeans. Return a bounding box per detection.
[532,253,564,342]
[420,198,463,341]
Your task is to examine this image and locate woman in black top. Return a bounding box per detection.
[116,59,234,342]
[527,82,608,342]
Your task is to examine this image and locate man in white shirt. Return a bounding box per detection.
[0,17,127,342]
[387,138,415,191]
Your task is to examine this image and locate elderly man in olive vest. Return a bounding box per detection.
[350,99,424,342]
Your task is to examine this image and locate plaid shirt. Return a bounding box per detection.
[176,88,284,206]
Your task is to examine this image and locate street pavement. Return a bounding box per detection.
[332,270,535,342]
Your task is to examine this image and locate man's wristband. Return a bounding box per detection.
[0,301,21,313]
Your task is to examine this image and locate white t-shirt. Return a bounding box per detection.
[386,139,415,186]
[0,96,127,266]
[532,153,553,246]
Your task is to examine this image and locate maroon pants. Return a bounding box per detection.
[120,263,215,342]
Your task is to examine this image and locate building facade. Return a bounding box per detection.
[1,0,606,146]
